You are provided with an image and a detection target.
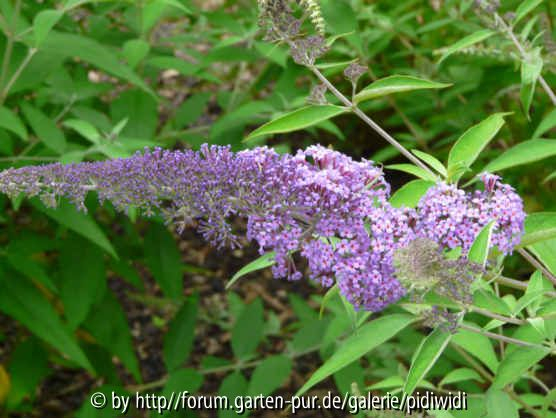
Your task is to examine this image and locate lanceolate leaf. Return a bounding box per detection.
[452,328,499,373]
[295,314,415,397]
[33,9,63,46]
[32,200,118,259]
[486,389,519,418]
[41,32,154,96]
[164,294,199,371]
[523,212,556,275]
[226,252,276,289]
[437,29,495,65]
[386,164,437,181]
[21,103,66,153]
[533,108,556,138]
[411,149,448,178]
[0,106,28,141]
[354,75,451,104]
[404,328,452,396]
[483,139,556,173]
[144,223,183,299]
[491,346,549,389]
[244,105,348,142]
[468,221,495,268]
[514,0,544,25]
[447,113,508,182]
[0,269,93,372]
[389,180,435,208]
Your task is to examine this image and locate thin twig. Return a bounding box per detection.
[0,47,37,104]
[518,247,556,286]
[469,306,525,325]
[307,65,438,178]
[494,13,556,107]
[491,274,556,297]
[0,0,21,95]
[450,343,494,382]
[459,323,550,350]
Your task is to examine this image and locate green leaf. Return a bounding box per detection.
[491,346,549,389]
[60,234,106,330]
[21,103,66,153]
[122,39,150,68]
[63,119,100,144]
[0,270,92,372]
[41,32,154,96]
[231,298,264,360]
[524,213,556,275]
[354,75,450,104]
[110,90,158,140]
[439,368,483,387]
[33,200,117,259]
[404,328,452,396]
[474,291,512,316]
[247,355,292,396]
[295,314,415,397]
[484,139,556,173]
[486,389,519,418]
[5,338,50,408]
[520,49,543,117]
[412,149,448,177]
[83,289,141,382]
[387,164,438,181]
[226,252,275,289]
[389,180,435,208]
[218,372,247,418]
[0,106,28,141]
[33,9,63,46]
[533,109,556,138]
[144,223,183,299]
[320,284,339,319]
[514,0,544,25]
[468,221,495,268]
[161,369,203,399]
[243,105,348,142]
[452,328,499,373]
[520,224,556,248]
[163,294,199,371]
[447,113,508,182]
[437,29,495,65]
[174,92,211,128]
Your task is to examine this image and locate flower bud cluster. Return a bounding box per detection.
[0,146,525,311]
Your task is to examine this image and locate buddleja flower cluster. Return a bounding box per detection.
[415,173,525,255]
[0,145,525,311]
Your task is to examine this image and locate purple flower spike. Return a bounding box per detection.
[0,145,526,311]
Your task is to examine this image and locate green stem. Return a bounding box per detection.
[518,248,556,286]
[0,47,37,105]
[459,323,550,350]
[0,0,21,94]
[494,13,556,107]
[307,64,438,178]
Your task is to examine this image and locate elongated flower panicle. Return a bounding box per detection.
[415,173,525,255]
[0,146,525,311]
[0,144,409,310]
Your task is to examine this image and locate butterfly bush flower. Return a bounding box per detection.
[415,173,525,255]
[0,144,413,310]
[0,146,525,311]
